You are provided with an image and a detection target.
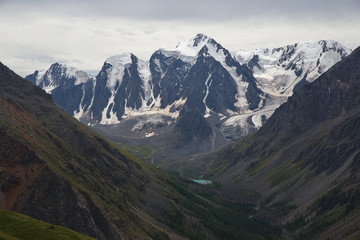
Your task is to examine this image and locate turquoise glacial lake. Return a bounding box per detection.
[192,179,212,184]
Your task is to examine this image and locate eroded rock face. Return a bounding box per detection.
[0,128,43,209]
[14,168,121,240]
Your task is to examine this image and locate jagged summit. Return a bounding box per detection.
[177,33,222,49]
[236,40,349,65]
[234,39,351,97]
[26,63,93,93]
[102,53,138,91]
[159,33,227,64]
[26,63,95,119]
[317,39,350,52]
[105,53,134,66]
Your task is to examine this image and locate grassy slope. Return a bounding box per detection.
[0,210,95,240]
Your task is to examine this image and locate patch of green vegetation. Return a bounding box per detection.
[0,210,95,240]
[248,157,272,176]
[286,179,360,239]
[233,133,269,154]
[344,229,360,240]
[271,199,297,215]
[0,230,19,240]
[211,181,223,190]
[118,143,152,160]
[180,166,202,178]
[311,183,346,215]
[285,214,307,232]
[206,161,230,179]
[295,206,346,240]
[149,231,170,240]
[165,169,180,177]
[266,161,301,187]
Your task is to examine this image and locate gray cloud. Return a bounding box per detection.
[0,0,359,76]
[1,0,359,21]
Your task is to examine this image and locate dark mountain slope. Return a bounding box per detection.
[206,46,360,239]
[0,61,148,239]
[0,62,280,239]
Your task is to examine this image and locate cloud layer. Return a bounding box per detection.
[0,0,359,76]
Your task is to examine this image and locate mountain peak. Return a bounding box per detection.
[192,33,210,47]
[316,39,351,54]
[157,34,225,64]
[25,63,93,95]
[49,62,72,71]
[46,62,92,79]
[176,33,221,51]
[105,53,134,67]
[318,39,344,46]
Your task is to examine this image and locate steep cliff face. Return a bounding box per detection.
[0,127,44,211]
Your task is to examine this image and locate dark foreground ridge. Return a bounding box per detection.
[0,62,280,239]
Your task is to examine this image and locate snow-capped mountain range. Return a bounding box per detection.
[222,39,351,139]
[26,34,351,145]
[26,63,96,119]
[235,40,349,96]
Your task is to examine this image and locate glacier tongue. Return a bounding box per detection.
[105,53,133,90]
[137,59,154,107]
[100,92,120,125]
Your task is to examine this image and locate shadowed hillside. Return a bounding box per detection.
[206,46,360,239]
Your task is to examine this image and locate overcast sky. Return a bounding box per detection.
[1,0,359,76]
